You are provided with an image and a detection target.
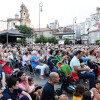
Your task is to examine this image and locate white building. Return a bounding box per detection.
[49,20,59,29]
[0,20,7,31]
[89,23,100,44]
[7,3,31,30]
[68,7,100,44]
[34,28,53,38]
[53,27,75,44]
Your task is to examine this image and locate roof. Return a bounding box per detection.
[34,28,52,32]
[0,30,8,34]
[89,28,100,33]
[7,18,20,21]
[89,23,100,33]
[53,27,74,35]
[52,29,59,32]
[93,23,100,28]
[63,27,74,32]
[0,20,7,22]
[81,34,88,36]
[0,28,29,37]
[53,32,75,35]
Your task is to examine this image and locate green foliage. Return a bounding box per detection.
[15,25,34,36]
[64,38,70,44]
[48,37,58,44]
[17,38,27,43]
[95,40,100,44]
[35,35,58,44]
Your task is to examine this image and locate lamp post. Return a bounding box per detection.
[39,2,43,37]
[73,17,77,45]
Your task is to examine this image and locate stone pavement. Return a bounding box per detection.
[25,71,89,100]
[25,71,73,100]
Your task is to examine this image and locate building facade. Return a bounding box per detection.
[68,7,100,44]
[34,28,53,38]
[0,20,7,31]
[53,27,75,44]
[7,3,30,30]
[89,23,100,44]
[49,20,59,29]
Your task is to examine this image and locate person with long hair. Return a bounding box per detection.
[73,84,85,100]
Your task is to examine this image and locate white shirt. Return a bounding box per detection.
[22,55,30,66]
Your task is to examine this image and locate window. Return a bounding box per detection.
[59,36,62,39]
[97,32,99,38]
[13,23,15,26]
[49,32,52,34]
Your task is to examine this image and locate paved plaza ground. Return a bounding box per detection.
[25,70,89,100]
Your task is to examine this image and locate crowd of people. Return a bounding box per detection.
[0,43,100,100]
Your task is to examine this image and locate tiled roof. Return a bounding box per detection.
[0,30,8,34]
[34,28,52,32]
[52,29,59,32]
[53,27,74,35]
[0,20,7,22]
[63,27,74,32]
[53,32,75,35]
[93,23,100,28]
[89,28,100,33]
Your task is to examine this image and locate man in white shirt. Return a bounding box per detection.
[70,50,95,89]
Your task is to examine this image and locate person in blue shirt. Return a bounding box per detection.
[31,51,46,80]
[2,76,32,100]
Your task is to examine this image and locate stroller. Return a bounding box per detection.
[56,62,79,94]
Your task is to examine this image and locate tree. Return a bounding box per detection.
[15,25,34,35]
[35,35,47,43]
[64,38,70,45]
[35,36,58,44]
[17,38,27,43]
[48,37,58,44]
[95,40,100,44]
[15,25,34,43]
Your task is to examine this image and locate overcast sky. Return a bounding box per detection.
[0,0,100,28]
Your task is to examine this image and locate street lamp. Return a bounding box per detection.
[73,17,77,45]
[39,2,43,37]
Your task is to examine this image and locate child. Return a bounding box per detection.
[28,77,42,100]
[80,63,94,73]
[73,84,85,100]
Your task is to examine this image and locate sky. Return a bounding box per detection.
[0,0,100,28]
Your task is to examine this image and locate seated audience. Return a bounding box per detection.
[82,91,95,100]
[70,50,95,89]
[2,76,32,100]
[31,51,46,79]
[91,80,100,100]
[28,77,42,100]
[73,84,85,100]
